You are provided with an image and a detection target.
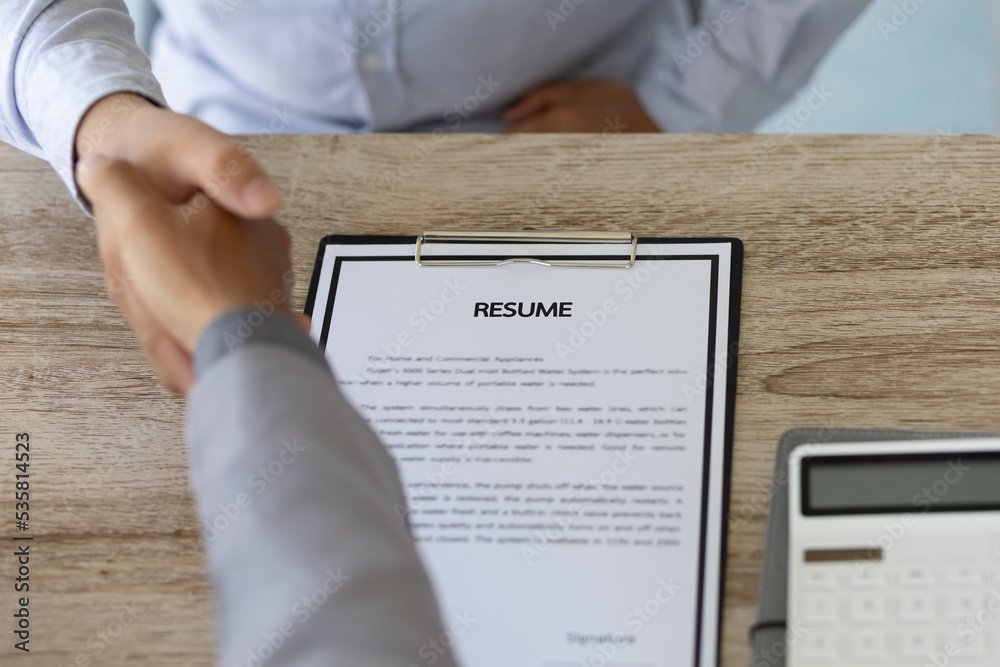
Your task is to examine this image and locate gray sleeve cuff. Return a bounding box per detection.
[194,307,329,378]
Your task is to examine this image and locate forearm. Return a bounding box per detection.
[0,1,165,200]
[187,310,457,667]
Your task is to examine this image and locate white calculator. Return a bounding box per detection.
[787,438,1000,666]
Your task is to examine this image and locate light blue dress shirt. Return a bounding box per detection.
[3,0,869,200]
[150,0,869,136]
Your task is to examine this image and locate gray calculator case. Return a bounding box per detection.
[750,427,997,667]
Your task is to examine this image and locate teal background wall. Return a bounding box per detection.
[757,0,996,133]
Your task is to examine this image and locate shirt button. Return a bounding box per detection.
[361,52,384,71]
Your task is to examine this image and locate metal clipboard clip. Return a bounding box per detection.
[414,230,637,268]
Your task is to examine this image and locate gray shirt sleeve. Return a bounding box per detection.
[0,1,166,205]
[187,308,459,667]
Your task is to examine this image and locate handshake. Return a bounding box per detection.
[77,93,306,394]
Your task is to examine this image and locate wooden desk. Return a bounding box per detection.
[2,134,1000,666]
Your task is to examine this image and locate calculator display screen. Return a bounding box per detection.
[802,452,1000,515]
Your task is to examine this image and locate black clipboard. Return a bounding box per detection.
[304,231,744,667]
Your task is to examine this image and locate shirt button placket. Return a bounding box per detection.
[353,0,404,130]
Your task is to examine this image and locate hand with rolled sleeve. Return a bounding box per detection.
[76,153,459,667]
[3,0,284,390]
[77,150,293,380]
[75,93,282,217]
[73,94,284,392]
[2,2,280,211]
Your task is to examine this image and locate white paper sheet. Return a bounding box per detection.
[308,239,738,667]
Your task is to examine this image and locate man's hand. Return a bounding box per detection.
[75,93,287,394]
[77,154,296,395]
[502,80,661,133]
[75,93,282,217]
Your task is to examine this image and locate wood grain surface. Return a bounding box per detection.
[2,133,1000,667]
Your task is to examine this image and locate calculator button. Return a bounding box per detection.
[898,567,936,588]
[848,568,888,589]
[849,629,888,660]
[848,593,887,623]
[945,566,985,588]
[952,629,987,658]
[798,628,838,663]
[801,569,840,590]
[800,594,839,625]
[898,591,937,623]
[945,592,984,621]
[898,628,937,659]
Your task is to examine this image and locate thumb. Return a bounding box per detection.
[178,132,282,220]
